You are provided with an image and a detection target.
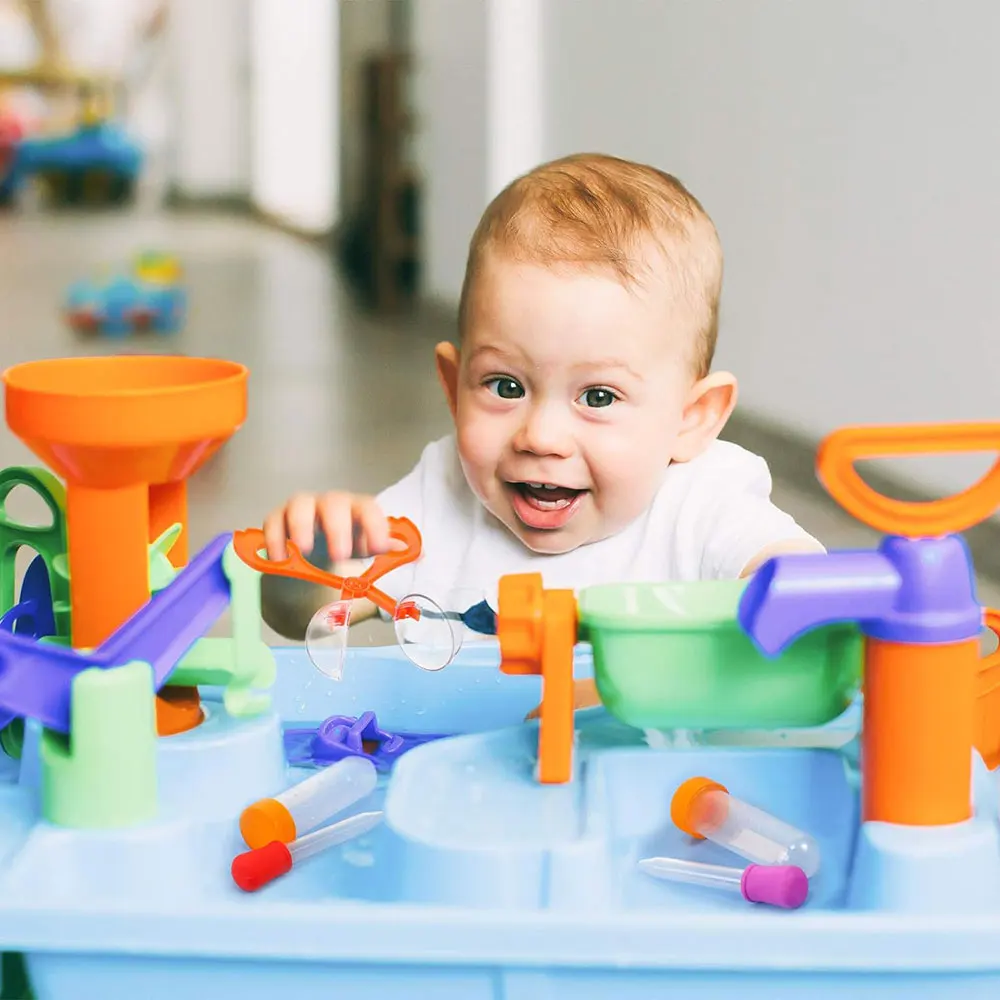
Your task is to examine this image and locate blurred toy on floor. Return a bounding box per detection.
[64,251,186,336]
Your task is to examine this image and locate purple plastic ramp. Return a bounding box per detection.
[0,532,232,732]
[0,631,105,731]
[97,531,232,688]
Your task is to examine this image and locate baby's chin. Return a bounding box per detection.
[508,523,586,555]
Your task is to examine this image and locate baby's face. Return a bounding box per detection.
[450,256,698,554]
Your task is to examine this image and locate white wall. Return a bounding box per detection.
[250,0,338,233]
[412,0,488,303]
[415,0,1000,496]
[547,0,1000,495]
[339,0,392,225]
[167,0,249,199]
[413,0,544,304]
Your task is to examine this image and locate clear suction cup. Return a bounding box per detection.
[305,599,352,681]
[393,592,462,671]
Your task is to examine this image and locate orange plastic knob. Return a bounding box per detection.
[497,573,545,675]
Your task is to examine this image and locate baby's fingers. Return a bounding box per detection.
[262,499,308,561]
[315,492,361,562]
[352,497,392,559]
[283,494,321,555]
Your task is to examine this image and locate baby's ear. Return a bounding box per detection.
[672,371,738,462]
[435,341,460,418]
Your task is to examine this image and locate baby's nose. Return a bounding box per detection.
[514,404,575,457]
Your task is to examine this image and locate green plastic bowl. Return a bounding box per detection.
[578,579,861,731]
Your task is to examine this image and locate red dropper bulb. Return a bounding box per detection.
[231,840,293,892]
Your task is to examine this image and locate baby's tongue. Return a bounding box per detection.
[520,484,579,503]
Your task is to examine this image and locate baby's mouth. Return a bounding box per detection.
[513,482,585,510]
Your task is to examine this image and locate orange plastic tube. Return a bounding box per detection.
[863,636,975,825]
[66,481,151,649]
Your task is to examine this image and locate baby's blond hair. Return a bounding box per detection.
[459,153,723,377]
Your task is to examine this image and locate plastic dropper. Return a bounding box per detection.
[240,755,378,849]
[638,856,808,909]
[232,810,384,892]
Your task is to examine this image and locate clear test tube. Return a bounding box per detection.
[638,857,809,909]
[670,776,821,878]
[240,756,378,849]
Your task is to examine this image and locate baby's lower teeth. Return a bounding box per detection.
[534,496,571,510]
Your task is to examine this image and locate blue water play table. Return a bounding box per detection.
[0,642,999,999]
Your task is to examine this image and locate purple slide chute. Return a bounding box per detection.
[0,533,232,733]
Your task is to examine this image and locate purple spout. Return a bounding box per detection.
[739,550,899,654]
[740,864,808,909]
[739,535,983,654]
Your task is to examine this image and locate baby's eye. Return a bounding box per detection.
[579,387,618,409]
[485,377,525,399]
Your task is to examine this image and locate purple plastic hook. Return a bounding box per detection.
[284,710,448,770]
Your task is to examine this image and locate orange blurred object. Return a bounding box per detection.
[3,356,248,734]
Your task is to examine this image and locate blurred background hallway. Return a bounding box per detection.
[1,0,998,635]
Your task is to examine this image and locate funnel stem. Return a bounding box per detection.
[66,481,150,649]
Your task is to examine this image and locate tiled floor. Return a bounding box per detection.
[1,208,996,646]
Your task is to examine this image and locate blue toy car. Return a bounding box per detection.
[64,253,186,335]
[7,118,142,207]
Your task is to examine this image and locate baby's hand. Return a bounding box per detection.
[263,491,392,563]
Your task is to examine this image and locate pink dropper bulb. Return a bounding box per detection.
[638,857,809,909]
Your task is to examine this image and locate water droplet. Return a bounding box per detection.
[342,847,375,868]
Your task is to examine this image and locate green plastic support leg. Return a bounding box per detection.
[168,542,276,717]
[41,661,158,829]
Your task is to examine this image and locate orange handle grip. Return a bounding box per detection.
[361,517,423,585]
[232,528,332,587]
[817,423,1000,537]
[231,517,422,617]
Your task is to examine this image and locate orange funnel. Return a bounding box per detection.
[3,356,247,730]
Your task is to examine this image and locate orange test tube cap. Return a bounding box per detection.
[671,776,728,839]
[240,797,297,849]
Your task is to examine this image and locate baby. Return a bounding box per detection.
[263,153,823,705]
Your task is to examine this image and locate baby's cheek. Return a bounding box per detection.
[592,439,662,516]
[455,424,499,487]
